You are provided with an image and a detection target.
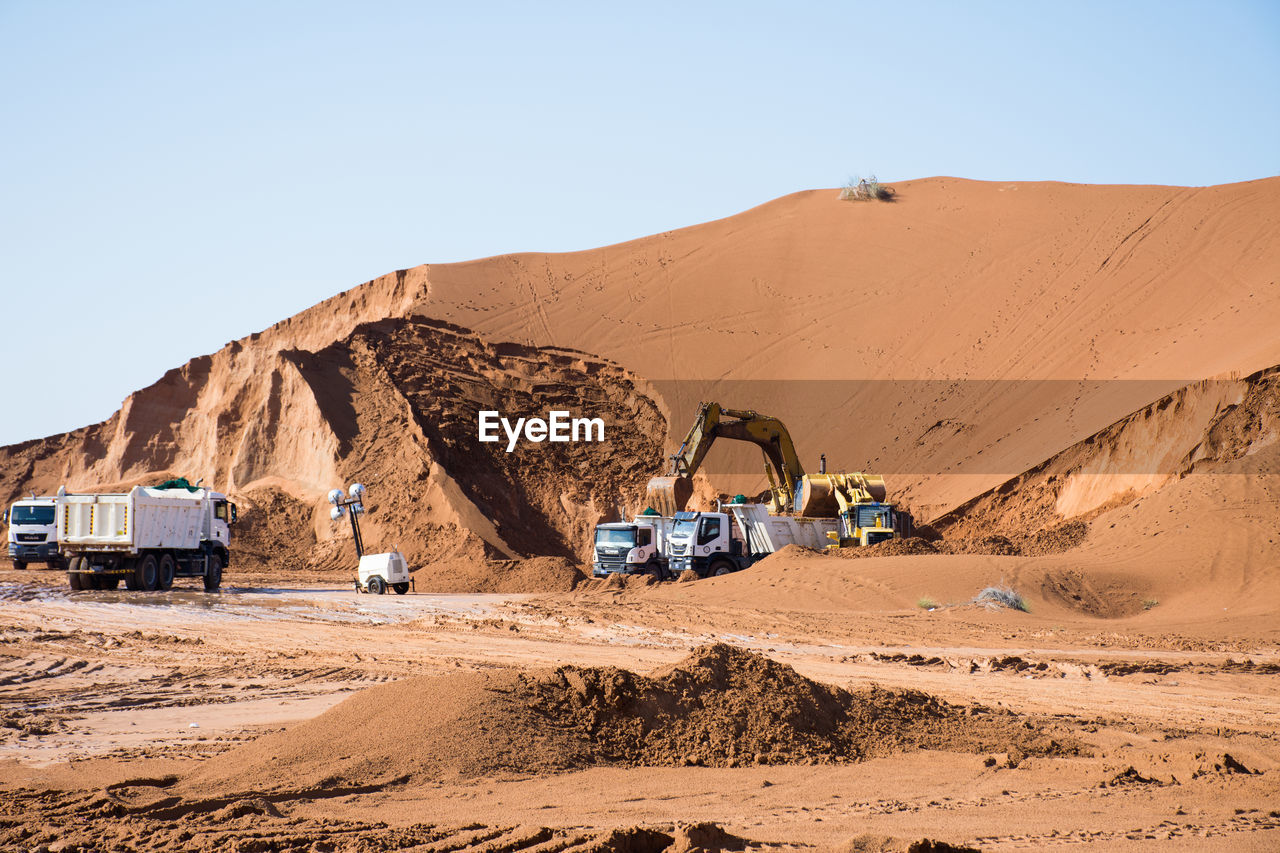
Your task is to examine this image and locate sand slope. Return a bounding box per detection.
[653,365,1280,635]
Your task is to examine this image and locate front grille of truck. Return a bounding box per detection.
[16,533,46,543]
[866,530,893,545]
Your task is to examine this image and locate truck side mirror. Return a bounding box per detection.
[230,504,238,523]
[1,510,7,524]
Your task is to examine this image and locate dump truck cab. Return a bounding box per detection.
[4,497,62,570]
[666,510,750,578]
[592,511,670,578]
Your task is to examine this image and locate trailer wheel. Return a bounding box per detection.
[157,554,176,590]
[710,559,735,577]
[367,576,386,595]
[135,554,159,591]
[392,582,409,595]
[203,555,223,592]
[13,560,26,571]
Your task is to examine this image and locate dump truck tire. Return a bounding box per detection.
[204,555,223,592]
[158,554,176,590]
[711,560,735,577]
[13,560,26,571]
[68,570,85,591]
[135,554,159,591]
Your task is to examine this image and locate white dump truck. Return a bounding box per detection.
[666,499,902,578]
[4,497,63,570]
[56,482,237,592]
[592,510,673,579]
[665,505,841,577]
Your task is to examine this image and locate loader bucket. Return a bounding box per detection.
[645,475,693,517]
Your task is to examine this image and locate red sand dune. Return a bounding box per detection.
[2,177,1278,585]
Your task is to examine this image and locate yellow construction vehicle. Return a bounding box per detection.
[794,468,899,546]
[646,403,804,516]
[645,401,906,546]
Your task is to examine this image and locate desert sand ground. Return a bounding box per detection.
[2,560,1277,852]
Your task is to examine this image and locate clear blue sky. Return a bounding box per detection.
[1,1,1277,446]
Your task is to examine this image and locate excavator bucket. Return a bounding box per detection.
[645,475,693,517]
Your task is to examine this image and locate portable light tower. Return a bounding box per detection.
[326,483,412,595]
[327,483,366,557]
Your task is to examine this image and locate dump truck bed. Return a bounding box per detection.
[58,487,207,553]
[727,503,840,553]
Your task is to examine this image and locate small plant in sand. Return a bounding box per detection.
[840,174,895,201]
[917,596,939,610]
[1143,598,1160,610]
[975,585,1029,613]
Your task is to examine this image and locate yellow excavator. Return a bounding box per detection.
[646,403,802,516]
[645,402,906,546]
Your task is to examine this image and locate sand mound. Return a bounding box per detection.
[829,537,940,559]
[576,572,660,593]
[416,556,587,593]
[187,645,1075,795]
[931,367,1280,541]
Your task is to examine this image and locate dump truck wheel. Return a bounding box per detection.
[135,554,159,591]
[204,555,223,592]
[711,560,735,577]
[13,560,26,571]
[67,557,86,590]
[123,559,140,590]
[367,576,386,595]
[158,554,176,590]
[392,582,409,595]
[646,562,664,582]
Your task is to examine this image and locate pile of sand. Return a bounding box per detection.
[575,572,661,592]
[828,537,941,559]
[414,556,588,593]
[187,645,1077,795]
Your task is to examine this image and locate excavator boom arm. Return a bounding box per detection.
[651,402,806,514]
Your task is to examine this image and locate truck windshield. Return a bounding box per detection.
[595,528,637,546]
[671,518,696,537]
[11,505,54,526]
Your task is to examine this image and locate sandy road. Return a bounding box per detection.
[2,571,1278,769]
